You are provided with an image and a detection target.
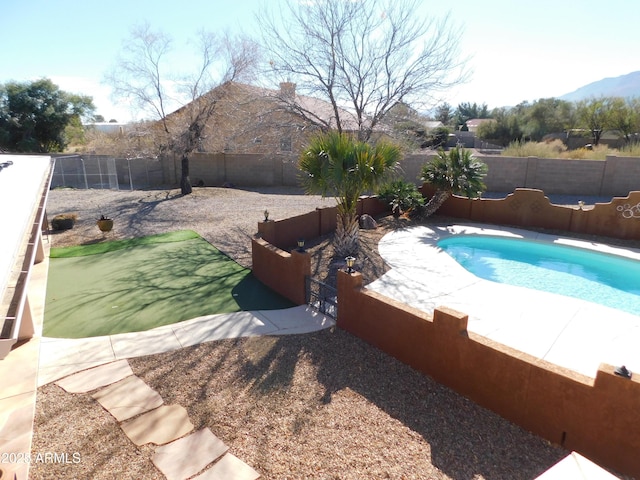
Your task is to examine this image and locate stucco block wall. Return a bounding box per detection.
[336,270,640,478]
[251,238,309,305]
[55,153,640,196]
[431,188,640,240]
[601,155,640,195]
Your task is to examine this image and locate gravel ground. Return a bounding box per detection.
[31,186,574,479]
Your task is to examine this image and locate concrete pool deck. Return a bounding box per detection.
[367,223,640,379]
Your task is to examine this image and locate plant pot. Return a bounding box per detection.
[97,219,113,232]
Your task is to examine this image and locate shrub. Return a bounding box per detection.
[51,213,78,231]
[502,139,623,160]
[618,142,640,157]
[377,180,424,216]
[502,139,567,158]
[428,126,451,149]
[561,144,612,160]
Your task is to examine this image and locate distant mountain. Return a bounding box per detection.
[559,71,640,102]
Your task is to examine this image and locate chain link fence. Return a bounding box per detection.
[51,155,165,190]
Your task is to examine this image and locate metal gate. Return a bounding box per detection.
[305,277,337,319]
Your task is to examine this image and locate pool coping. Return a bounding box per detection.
[367,222,640,379]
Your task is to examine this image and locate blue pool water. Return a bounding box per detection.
[437,235,640,316]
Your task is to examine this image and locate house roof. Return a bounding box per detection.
[466,118,494,129]
[168,81,365,133]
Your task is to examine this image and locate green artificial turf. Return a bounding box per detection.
[44,231,294,338]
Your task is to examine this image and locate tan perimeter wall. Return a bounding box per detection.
[55,153,640,197]
[406,154,640,197]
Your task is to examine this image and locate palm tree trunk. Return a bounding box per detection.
[420,190,451,218]
[334,211,360,257]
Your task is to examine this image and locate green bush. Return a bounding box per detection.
[428,126,451,149]
[377,180,424,216]
[51,213,77,231]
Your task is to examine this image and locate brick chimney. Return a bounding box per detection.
[279,82,296,100]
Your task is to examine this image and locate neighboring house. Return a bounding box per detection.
[465,118,494,133]
[164,81,366,155]
[84,122,131,135]
[424,120,444,130]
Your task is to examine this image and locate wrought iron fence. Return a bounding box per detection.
[305,276,337,319]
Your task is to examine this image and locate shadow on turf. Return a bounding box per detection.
[44,234,293,338]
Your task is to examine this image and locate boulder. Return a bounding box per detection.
[359,214,378,230]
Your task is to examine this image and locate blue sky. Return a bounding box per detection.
[2,0,639,122]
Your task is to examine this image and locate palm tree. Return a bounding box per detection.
[419,145,487,217]
[299,131,401,257]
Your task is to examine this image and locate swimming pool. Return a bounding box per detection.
[438,235,640,316]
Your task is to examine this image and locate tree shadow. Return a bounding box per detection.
[44,235,291,338]
[128,329,567,479]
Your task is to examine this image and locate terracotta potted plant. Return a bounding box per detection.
[97,214,113,232]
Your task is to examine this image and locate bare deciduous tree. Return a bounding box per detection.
[106,23,258,194]
[258,0,468,141]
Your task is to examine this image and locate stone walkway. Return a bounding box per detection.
[55,359,260,480]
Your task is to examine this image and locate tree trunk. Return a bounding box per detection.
[419,190,451,218]
[180,155,192,195]
[334,211,360,258]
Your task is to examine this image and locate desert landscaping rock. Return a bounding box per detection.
[359,213,378,229]
[193,453,260,480]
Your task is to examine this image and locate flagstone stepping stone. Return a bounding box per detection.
[91,375,163,421]
[120,404,193,446]
[193,453,260,480]
[55,360,133,393]
[152,428,229,480]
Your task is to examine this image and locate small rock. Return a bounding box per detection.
[359,214,377,229]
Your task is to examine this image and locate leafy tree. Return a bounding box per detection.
[107,24,258,194]
[299,131,400,256]
[259,0,467,141]
[434,102,454,126]
[454,102,490,129]
[608,97,640,144]
[476,108,522,146]
[0,78,94,152]
[520,98,575,141]
[576,97,613,145]
[383,102,429,149]
[418,145,487,217]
